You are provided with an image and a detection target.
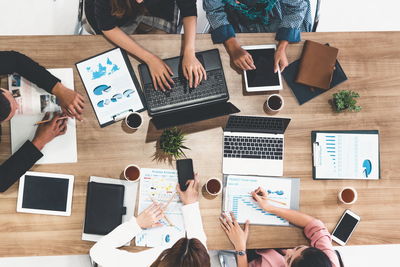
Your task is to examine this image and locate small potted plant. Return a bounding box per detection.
[331,90,362,112]
[159,127,189,159]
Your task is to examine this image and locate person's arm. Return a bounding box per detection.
[181,16,207,88]
[274,0,310,72]
[252,187,313,228]
[0,113,67,193]
[90,203,167,267]
[176,178,207,248]
[0,51,85,120]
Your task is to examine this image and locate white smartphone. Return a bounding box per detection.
[242,44,283,92]
[332,209,361,246]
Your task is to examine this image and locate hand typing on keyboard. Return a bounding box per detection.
[146,55,175,91]
[182,52,207,88]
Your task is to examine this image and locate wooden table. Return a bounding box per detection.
[1,32,400,257]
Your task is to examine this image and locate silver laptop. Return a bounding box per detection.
[222,115,291,176]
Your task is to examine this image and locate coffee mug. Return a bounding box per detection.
[125,112,143,130]
[205,178,222,196]
[265,94,284,114]
[338,187,358,205]
[124,164,141,182]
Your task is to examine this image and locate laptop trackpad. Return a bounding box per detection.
[223,158,283,176]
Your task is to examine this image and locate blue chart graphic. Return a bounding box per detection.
[326,135,337,168]
[86,57,120,80]
[232,195,286,223]
[362,159,372,178]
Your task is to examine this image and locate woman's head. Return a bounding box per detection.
[285,246,332,267]
[0,88,18,123]
[150,237,210,267]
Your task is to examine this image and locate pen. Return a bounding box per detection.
[34,116,68,125]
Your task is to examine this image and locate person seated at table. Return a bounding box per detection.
[0,50,85,193]
[90,178,210,267]
[85,0,206,91]
[203,0,312,72]
[219,187,340,267]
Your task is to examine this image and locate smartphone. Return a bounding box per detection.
[332,209,361,246]
[176,159,194,191]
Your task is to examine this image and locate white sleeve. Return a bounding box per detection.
[90,217,166,267]
[181,202,208,249]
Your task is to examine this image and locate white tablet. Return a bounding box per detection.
[17,171,74,216]
[243,44,283,92]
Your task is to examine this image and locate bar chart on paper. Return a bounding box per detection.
[224,175,300,226]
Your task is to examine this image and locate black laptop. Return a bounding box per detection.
[138,49,239,129]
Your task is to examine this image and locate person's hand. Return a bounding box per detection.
[176,174,199,205]
[146,55,174,91]
[274,41,289,73]
[231,46,256,71]
[136,202,164,229]
[182,52,207,88]
[32,112,68,150]
[251,187,276,212]
[52,82,85,121]
[219,212,249,251]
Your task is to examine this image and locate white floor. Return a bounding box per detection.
[0,0,399,266]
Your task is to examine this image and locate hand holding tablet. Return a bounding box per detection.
[242,44,283,92]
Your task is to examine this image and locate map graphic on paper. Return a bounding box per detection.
[136,169,185,247]
[85,57,120,80]
[224,175,298,226]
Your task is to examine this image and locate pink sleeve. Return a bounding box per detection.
[304,219,340,267]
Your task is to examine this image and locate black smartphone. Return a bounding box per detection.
[176,159,194,191]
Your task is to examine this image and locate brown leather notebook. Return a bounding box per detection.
[295,40,339,90]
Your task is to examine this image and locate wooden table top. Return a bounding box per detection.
[0,32,400,257]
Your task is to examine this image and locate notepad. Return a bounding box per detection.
[312,131,380,179]
[223,175,300,226]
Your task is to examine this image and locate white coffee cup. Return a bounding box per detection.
[265,94,284,114]
[338,187,358,205]
[125,112,143,130]
[123,164,141,182]
[205,178,222,196]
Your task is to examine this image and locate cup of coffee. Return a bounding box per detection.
[205,178,222,196]
[125,112,143,130]
[265,94,284,114]
[338,187,358,205]
[124,164,141,182]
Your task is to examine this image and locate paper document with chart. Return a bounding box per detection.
[9,68,77,164]
[312,131,380,180]
[136,168,185,247]
[223,175,300,226]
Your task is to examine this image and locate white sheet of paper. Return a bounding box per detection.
[10,68,77,164]
[81,176,138,244]
[76,48,144,126]
[224,175,293,226]
[315,133,379,179]
[136,168,185,247]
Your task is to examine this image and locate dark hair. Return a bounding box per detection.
[110,0,134,18]
[291,247,333,267]
[0,91,11,122]
[150,238,210,267]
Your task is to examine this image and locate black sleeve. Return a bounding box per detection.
[176,0,197,18]
[0,51,60,94]
[94,0,119,31]
[0,141,43,193]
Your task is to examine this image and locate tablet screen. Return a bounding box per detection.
[22,175,69,212]
[246,48,280,87]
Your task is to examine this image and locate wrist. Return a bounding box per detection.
[224,37,240,54]
[32,138,45,151]
[235,245,247,252]
[277,40,289,51]
[142,52,157,64]
[51,82,64,97]
[183,47,195,56]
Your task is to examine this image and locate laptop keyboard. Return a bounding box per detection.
[223,135,283,160]
[144,69,227,111]
[225,115,284,133]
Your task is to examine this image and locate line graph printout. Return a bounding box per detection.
[136,168,185,247]
[224,175,297,226]
[315,133,379,179]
